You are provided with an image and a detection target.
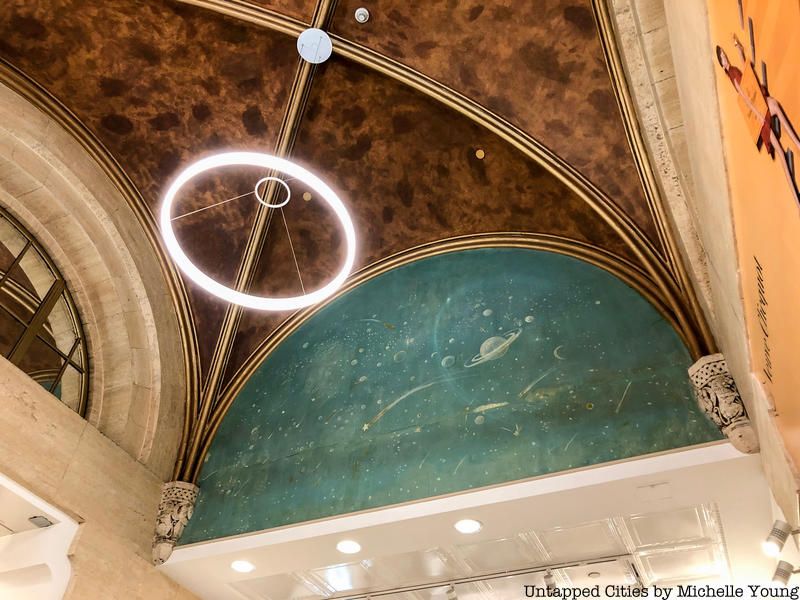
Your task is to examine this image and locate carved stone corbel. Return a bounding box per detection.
[152,481,199,565]
[688,353,759,454]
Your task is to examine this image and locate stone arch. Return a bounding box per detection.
[0,83,186,479]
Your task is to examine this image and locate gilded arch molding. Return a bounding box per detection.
[590,0,714,355]
[0,0,717,486]
[160,0,717,484]
[178,0,340,482]
[174,0,713,362]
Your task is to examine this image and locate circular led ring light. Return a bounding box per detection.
[160,151,356,311]
[254,176,291,208]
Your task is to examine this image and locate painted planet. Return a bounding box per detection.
[393,350,407,363]
[482,308,493,317]
[464,328,522,368]
[441,355,455,368]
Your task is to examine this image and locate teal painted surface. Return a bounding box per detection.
[182,248,721,544]
[40,381,61,399]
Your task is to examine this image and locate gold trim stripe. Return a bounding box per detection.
[175,0,708,363]
[167,0,715,480]
[591,1,676,276]
[179,0,307,36]
[591,0,715,352]
[181,0,340,483]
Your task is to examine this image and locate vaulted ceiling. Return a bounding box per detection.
[0,0,708,481]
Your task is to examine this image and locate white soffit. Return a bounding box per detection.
[161,443,775,598]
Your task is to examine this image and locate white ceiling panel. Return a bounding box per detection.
[229,573,327,600]
[454,535,546,572]
[561,559,637,589]
[381,583,487,600]
[626,506,711,549]
[483,572,547,598]
[449,582,490,600]
[378,584,454,600]
[365,548,462,589]
[538,520,625,562]
[308,561,380,594]
[637,545,725,585]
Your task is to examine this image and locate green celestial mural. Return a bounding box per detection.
[181,248,721,544]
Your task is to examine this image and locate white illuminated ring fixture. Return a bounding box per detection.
[160,151,356,311]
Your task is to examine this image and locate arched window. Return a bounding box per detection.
[0,82,187,478]
[0,206,88,416]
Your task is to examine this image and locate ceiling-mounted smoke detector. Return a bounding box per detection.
[28,515,53,528]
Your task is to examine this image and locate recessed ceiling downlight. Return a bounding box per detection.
[230,560,256,573]
[336,540,361,554]
[454,519,483,534]
[159,152,356,311]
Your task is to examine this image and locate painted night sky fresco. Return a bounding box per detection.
[181,248,721,544]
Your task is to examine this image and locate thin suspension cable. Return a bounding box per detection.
[171,178,295,221]
[280,207,305,294]
[171,190,253,221]
[169,177,302,296]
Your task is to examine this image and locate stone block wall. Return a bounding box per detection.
[0,356,196,599]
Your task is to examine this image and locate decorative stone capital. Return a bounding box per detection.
[152,481,199,565]
[689,353,759,454]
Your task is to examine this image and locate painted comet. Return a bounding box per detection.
[469,401,510,414]
[362,373,480,431]
[519,366,555,398]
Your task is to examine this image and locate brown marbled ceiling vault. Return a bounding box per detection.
[246,0,316,21]
[0,0,657,389]
[331,0,652,238]
[0,0,298,371]
[224,57,635,382]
